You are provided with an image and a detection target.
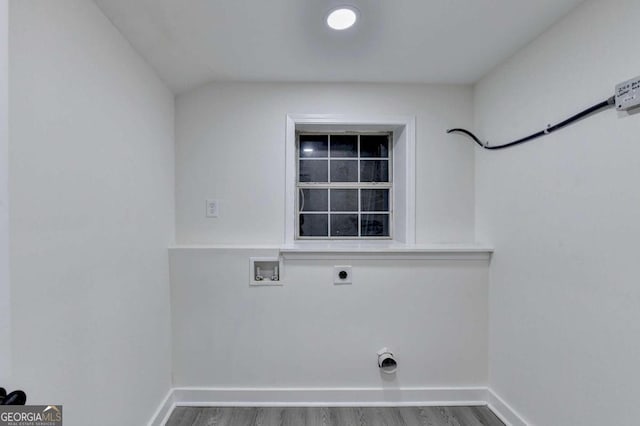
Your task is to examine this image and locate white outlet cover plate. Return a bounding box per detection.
[206,199,219,218]
[334,265,352,285]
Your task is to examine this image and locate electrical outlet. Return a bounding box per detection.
[334,266,352,285]
[206,199,219,218]
[616,75,640,111]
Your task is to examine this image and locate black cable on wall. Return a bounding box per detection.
[447,96,616,150]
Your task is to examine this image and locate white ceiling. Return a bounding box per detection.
[94,0,585,94]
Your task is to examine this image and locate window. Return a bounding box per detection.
[296,133,392,239]
[285,114,415,245]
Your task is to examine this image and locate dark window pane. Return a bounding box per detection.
[330,214,358,237]
[330,135,358,158]
[330,160,358,182]
[360,160,389,182]
[361,189,389,212]
[361,214,390,237]
[299,135,328,158]
[330,189,358,212]
[360,135,389,157]
[299,189,328,212]
[299,160,328,182]
[300,214,328,237]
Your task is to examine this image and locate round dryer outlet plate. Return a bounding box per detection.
[333,265,352,284]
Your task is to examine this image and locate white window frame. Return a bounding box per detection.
[296,132,394,240]
[285,114,416,245]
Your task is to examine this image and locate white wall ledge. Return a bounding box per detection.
[280,243,492,260]
[169,243,493,261]
[169,244,282,250]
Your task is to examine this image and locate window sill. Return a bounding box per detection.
[168,243,493,261]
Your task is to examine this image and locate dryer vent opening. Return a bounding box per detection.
[377,348,397,374]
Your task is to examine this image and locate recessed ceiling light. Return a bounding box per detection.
[326,7,358,31]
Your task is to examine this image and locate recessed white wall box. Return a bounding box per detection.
[616,75,640,111]
[249,257,283,286]
[205,199,219,218]
[334,265,352,285]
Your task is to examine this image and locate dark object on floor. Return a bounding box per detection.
[0,390,27,405]
[166,406,505,426]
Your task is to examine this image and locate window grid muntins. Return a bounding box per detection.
[296,133,392,239]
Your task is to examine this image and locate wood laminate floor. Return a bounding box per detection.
[165,406,505,426]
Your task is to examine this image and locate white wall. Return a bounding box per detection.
[172,83,486,393]
[176,83,475,244]
[474,0,640,424]
[9,1,174,425]
[170,249,489,390]
[0,0,9,382]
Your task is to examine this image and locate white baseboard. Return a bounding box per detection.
[172,386,488,407]
[486,389,529,426]
[147,389,175,426]
[148,386,528,426]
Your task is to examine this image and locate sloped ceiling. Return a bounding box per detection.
[95,0,585,93]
